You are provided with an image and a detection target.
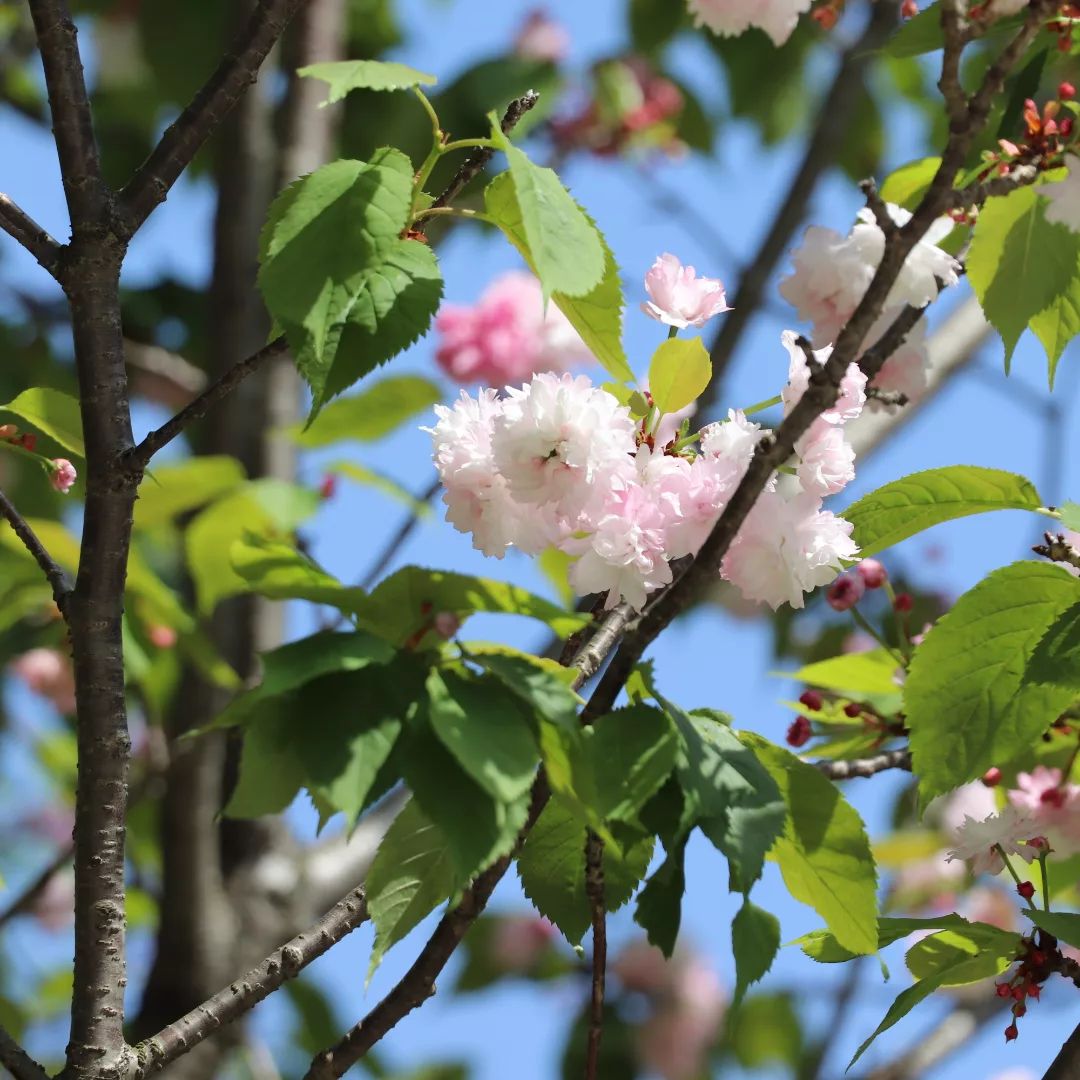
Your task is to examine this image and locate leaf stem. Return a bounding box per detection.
[741,393,783,417]
[996,844,1037,910]
[849,607,907,668]
[1039,850,1051,912]
[440,137,497,154]
[666,324,679,340]
[412,87,441,141]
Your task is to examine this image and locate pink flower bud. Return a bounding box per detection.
[318,474,337,500]
[433,611,461,640]
[148,625,178,649]
[982,767,1002,787]
[49,458,77,494]
[826,572,865,611]
[1061,81,1077,101]
[856,558,888,589]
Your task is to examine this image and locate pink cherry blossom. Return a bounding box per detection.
[9,647,76,713]
[945,805,1043,875]
[1007,766,1080,855]
[687,0,813,46]
[513,9,569,63]
[780,331,867,425]
[490,914,556,971]
[50,458,77,494]
[866,314,931,408]
[642,253,730,329]
[612,940,671,994]
[795,419,855,496]
[434,272,591,385]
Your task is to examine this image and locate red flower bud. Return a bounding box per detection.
[856,558,889,589]
[1027,982,1042,999]
[799,689,824,711]
[827,572,865,612]
[1062,81,1077,100]
[843,702,863,719]
[1012,1001,1027,1017]
[901,0,918,16]
[1004,1023,1019,1042]
[995,982,1012,998]
[893,592,914,613]
[982,767,1003,787]
[1012,986,1026,1001]
[318,474,337,500]
[1017,881,1036,900]
[786,716,812,748]
[19,433,36,451]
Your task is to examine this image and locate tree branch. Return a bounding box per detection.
[1034,532,1080,572]
[27,0,107,230]
[1043,1018,1080,1080]
[119,0,308,235]
[0,192,63,276]
[127,336,289,469]
[0,486,72,614]
[0,842,73,928]
[0,1026,49,1080]
[814,749,911,780]
[697,0,897,412]
[583,830,606,1080]
[132,886,369,1079]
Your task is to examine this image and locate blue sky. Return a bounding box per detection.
[2,0,1080,1077]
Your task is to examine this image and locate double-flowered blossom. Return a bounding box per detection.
[642,253,731,329]
[434,272,591,384]
[946,805,1044,876]
[687,0,813,46]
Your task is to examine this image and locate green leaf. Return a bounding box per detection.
[298,59,436,104]
[231,534,367,609]
[647,337,711,415]
[354,566,590,646]
[257,151,443,416]
[843,466,1043,558]
[879,156,941,210]
[186,479,320,614]
[224,704,309,818]
[488,125,605,300]
[633,840,686,957]
[484,172,632,383]
[211,630,395,729]
[134,456,246,529]
[287,374,443,447]
[905,924,1020,985]
[665,703,785,892]
[1031,271,1080,388]
[0,387,85,458]
[727,994,802,1070]
[425,669,539,804]
[1028,600,1080,690]
[365,798,460,979]
[732,899,780,1006]
[797,913,978,963]
[905,561,1080,802]
[883,2,943,57]
[517,799,654,945]
[579,705,678,824]
[785,650,902,697]
[745,735,878,956]
[968,183,1080,364]
[1027,909,1080,948]
[1061,501,1080,531]
[328,461,433,516]
[849,926,1020,1069]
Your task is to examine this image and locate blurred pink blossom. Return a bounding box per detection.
[10,648,76,713]
[32,869,74,931]
[490,914,555,971]
[513,9,569,63]
[1007,766,1080,854]
[435,272,592,385]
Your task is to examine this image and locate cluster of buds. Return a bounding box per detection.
[787,685,907,749]
[974,83,1077,190]
[550,57,685,158]
[826,558,890,611]
[995,931,1065,1042]
[1049,5,1080,51]
[0,423,76,494]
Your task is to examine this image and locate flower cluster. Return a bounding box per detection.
[434,272,592,385]
[780,202,961,408]
[428,325,862,612]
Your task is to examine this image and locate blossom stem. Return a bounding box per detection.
[883,578,913,659]
[740,394,783,417]
[411,206,490,225]
[440,137,497,154]
[996,845,1038,910]
[412,87,441,142]
[666,324,679,340]
[1039,851,1051,912]
[849,607,906,668]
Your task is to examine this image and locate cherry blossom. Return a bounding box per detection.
[795,420,855,496]
[513,9,569,63]
[50,458,77,494]
[946,805,1043,875]
[642,253,730,329]
[490,915,556,971]
[781,331,867,425]
[1038,153,1080,232]
[1007,766,1080,855]
[434,272,591,385]
[686,0,813,46]
[9,647,77,713]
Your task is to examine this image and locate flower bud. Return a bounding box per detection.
[1017,881,1035,900]
[843,702,863,719]
[1061,81,1076,101]
[798,689,823,711]
[49,458,77,494]
[856,558,888,589]
[982,767,1003,787]
[1004,1023,1019,1042]
[826,573,865,612]
[786,716,812,748]
[893,592,914,613]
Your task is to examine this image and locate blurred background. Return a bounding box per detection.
[1,1,1078,1077]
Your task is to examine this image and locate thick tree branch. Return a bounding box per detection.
[119,0,308,234]
[698,0,897,412]
[0,192,63,276]
[127,336,289,469]
[814,749,911,780]
[584,830,606,1080]
[1044,1019,1080,1080]
[27,0,107,231]
[0,487,72,614]
[0,1026,49,1080]
[1034,532,1080,572]
[132,886,369,1079]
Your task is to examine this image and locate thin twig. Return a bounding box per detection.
[859,178,898,238]
[583,830,606,1080]
[0,487,72,615]
[814,749,911,780]
[361,476,441,589]
[1034,532,1080,572]
[0,193,63,276]
[131,886,369,1080]
[0,1026,49,1080]
[119,0,308,234]
[0,843,74,928]
[427,91,540,215]
[127,336,289,468]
